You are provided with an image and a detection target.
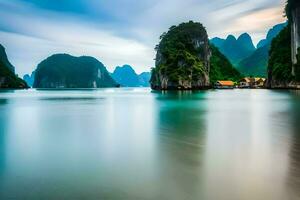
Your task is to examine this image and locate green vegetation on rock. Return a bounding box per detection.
[33,54,118,88]
[267,0,300,88]
[151,21,211,90]
[0,60,28,89]
[151,21,243,90]
[0,44,28,89]
[237,45,269,77]
[210,45,242,83]
[268,26,293,82]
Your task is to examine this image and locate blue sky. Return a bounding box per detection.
[0,0,286,76]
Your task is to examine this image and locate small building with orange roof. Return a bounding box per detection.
[215,80,235,89]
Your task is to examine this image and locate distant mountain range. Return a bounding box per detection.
[111,65,151,87]
[211,22,287,76]
[210,33,256,65]
[238,22,287,76]
[23,71,35,87]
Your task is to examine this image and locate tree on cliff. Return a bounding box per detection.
[151,21,211,90]
[285,0,300,20]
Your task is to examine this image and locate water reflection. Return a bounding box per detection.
[200,90,300,200]
[0,89,300,199]
[0,98,8,177]
[286,92,300,199]
[154,91,207,199]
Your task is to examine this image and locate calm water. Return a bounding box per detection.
[1,88,300,200]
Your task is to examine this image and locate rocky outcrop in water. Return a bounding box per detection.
[33,54,119,88]
[151,21,211,90]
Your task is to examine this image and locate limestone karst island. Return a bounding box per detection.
[1,0,300,200]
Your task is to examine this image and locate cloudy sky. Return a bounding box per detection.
[0,0,286,76]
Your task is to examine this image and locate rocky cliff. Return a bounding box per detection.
[291,3,300,75]
[0,44,15,73]
[151,21,211,90]
[0,44,28,89]
[33,54,119,88]
[266,0,300,88]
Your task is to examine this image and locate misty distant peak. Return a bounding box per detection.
[237,33,251,41]
[114,64,136,74]
[226,35,236,41]
[237,33,255,51]
[256,22,287,48]
[210,32,256,65]
[266,22,288,41]
[112,64,150,87]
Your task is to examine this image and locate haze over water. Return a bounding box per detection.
[0,88,300,200]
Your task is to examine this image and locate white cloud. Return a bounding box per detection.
[0,1,155,75]
[0,0,287,76]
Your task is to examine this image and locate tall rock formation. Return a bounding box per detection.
[151,21,211,90]
[0,44,28,89]
[33,54,119,88]
[0,44,15,73]
[266,0,300,89]
[290,0,300,75]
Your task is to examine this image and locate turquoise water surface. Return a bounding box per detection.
[0,88,300,200]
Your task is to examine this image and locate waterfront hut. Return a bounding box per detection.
[215,81,235,89]
[254,78,266,87]
[239,78,251,88]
